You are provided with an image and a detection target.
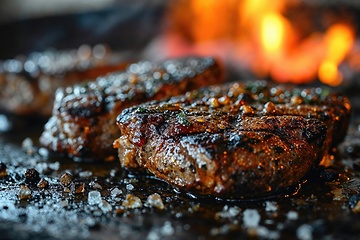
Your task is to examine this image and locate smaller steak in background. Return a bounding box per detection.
[0,46,127,117]
[40,56,224,160]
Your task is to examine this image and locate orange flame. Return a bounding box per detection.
[318,24,355,86]
[261,13,286,53]
[157,0,355,86]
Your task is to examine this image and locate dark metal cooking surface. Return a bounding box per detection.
[1,84,360,240]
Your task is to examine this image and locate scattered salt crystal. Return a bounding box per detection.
[146,221,175,240]
[59,200,68,208]
[22,137,33,149]
[110,169,117,177]
[256,226,280,239]
[99,200,112,213]
[79,171,93,178]
[93,210,103,217]
[28,158,37,167]
[187,203,200,213]
[242,209,261,228]
[287,211,299,220]
[35,162,48,174]
[126,184,134,191]
[89,180,103,190]
[111,187,123,199]
[296,224,313,240]
[145,193,165,210]
[0,114,11,132]
[48,162,60,171]
[63,186,71,193]
[122,194,142,209]
[22,138,35,155]
[276,222,285,231]
[264,219,274,224]
[147,231,160,240]
[88,191,102,205]
[255,226,269,237]
[210,224,231,236]
[84,216,96,227]
[160,221,174,236]
[215,205,240,219]
[265,201,278,212]
[38,147,49,157]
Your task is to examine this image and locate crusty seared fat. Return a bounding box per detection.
[40,57,224,160]
[114,80,351,199]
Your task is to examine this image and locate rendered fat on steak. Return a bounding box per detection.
[40,57,224,160]
[114,80,351,199]
[0,46,126,117]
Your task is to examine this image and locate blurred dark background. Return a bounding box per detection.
[0,0,167,59]
[1,0,360,90]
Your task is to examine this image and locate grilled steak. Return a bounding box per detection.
[114,80,351,199]
[0,46,126,117]
[40,57,224,160]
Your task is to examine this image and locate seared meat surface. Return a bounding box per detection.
[0,46,126,117]
[40,57,224,160]
[114,80,351,199]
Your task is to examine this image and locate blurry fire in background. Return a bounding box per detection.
[146,0,359,86]
[147,0,358,86]
[1,0,360,87]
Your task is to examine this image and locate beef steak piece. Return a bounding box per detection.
[40,56,224,160]
[0,46,126,117]
[114,80,351,199]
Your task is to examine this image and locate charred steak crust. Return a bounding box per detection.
[115,80,351,199]
[40,57,224,160]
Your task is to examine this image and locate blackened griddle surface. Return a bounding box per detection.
[1,87,360,240]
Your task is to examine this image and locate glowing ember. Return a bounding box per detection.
[153,0,356,86]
